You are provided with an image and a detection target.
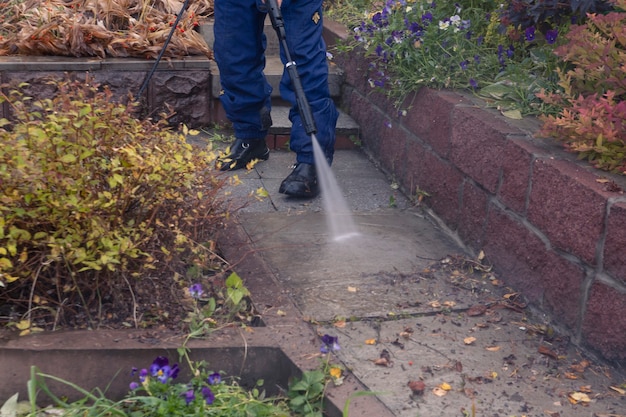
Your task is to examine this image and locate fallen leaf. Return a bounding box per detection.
[568,391,591,404]
[432,387,448,396]
[503,292,520,299]
[439,382,452,391]
[408,380,425,395]
[429,300,441,308]
[485,346,501,352]
[255,187,269,198]
[564,372,579,380]
[347,286,358,292]
[399,330,412,339]
[578,385,592,393]
[365,338,377,345]
[478,250,485,261]
[373,357,392,367]
[464,336,477,345]
[15,320,30,330]
[276,310,287,317]
[333,320,346,328]
[467,304,487,316]
[569,360,590,373]
[442,300,456,307]
[609,386,626,395]
[538,345,559,360]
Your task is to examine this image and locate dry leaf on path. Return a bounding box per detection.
[464,336,477,345]
[432,387,448,397]
[609,386,626,395]
[467,304,487,316]
[365,338,377,345]
[373,357,392,367]
[568,391,591,404]
[538,345,559,360]
[439,382,452,391]
[485,345,501,352]
[408,380,426,395]
[333,320,346,328]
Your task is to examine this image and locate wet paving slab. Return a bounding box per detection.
[228,150,626,417]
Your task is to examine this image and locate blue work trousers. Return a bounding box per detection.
[213,0,338,164]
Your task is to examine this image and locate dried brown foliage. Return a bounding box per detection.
[0,0,214,58]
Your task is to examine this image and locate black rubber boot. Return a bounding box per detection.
[216,138,270,171]
[279,163,319,198]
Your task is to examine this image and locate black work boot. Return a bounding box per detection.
[279,163,319,198]
[216,138,270,171]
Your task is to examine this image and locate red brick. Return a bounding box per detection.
[449,106,520,193]
[402,138,427,196]
[334,133,358,150]
[483,205,585,325]
[402,89,466,158]
[604,200,626,284]
[377,121,409,178]
[348,91,385,156]
[528,158,608,265]
[582,282,626,361]
[335,49,373,94]
[497,138,550,214]
[457,181,489,250]
[418,151,463,229]
[274,134,290,150]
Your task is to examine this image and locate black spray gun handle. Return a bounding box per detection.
[266,0,318,135]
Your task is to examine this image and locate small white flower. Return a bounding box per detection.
[406,6,412,12]
[450,15,461,25]
[438,20,450,30]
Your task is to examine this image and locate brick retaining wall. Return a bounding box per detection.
[331,43,626,365]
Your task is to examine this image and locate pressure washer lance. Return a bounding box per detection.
[266,0,318,136]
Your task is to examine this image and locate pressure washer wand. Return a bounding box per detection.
[266,0,318,135]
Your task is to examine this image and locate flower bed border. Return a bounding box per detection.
[324,21,626,365]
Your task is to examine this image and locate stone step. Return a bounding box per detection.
[267,105,359,150]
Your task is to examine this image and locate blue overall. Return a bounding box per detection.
[213,0,339,165]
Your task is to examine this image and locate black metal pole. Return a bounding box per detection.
[266,0,318,135]
[136,0,192,101]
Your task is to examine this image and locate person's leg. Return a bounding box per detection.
[214,0,272,170]
[279,0,338,165]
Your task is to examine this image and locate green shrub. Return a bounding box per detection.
[0,76,226,332]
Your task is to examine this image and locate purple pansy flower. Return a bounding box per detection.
[545,28,558,44]
[320,334,340,353]
[149,356,180,383]
[208,372,221,385]
[183,389,196,405]
[189,283,203,299]
[525,26,535,41]
[202,387,215,405]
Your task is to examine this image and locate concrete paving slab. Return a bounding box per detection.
[239,210,464,321]
[220,146,626,417]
